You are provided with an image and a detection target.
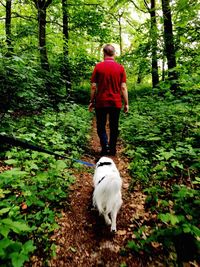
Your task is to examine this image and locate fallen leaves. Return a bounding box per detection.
[21,202,28,210]
[117,229,127,236]
[69,246,76,253]
[151,242,162,249]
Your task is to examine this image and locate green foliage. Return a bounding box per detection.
[0,238,36,267]
[121,85,200,264]
[0,104,92,266]
[0,0,199,264]
[69,52,97,86]
[0,54,48,111]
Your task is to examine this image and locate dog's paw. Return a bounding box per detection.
[111,227,117,233]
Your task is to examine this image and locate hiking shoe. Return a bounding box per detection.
[100,144,110,156]
[109,148,116,156]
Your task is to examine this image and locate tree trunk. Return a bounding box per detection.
[2,0,13,113]
[118,16,122,55]
[62,0,71,98]
[33,0,52,71]
[161,0,178,92]
[150,0,159,88]
[5,0,13,55]
[118,10,124,55]
[162,51,166,81]
[38,5,50,71]
[137,67,142,84]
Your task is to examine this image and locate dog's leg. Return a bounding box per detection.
[110,199,122,232]
[103,212,111,225]
[110,210,117,232]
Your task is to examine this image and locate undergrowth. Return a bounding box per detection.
[120,85,200,266]
[0,104,92,267]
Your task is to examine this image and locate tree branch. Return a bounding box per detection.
[130,0,148,13]
[125,17,135,27]
[143,0,150,12]
[67,3,99,6]
[12,12,37,21]
[0,0,6,8]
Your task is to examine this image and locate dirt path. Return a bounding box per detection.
[49,120,147,267]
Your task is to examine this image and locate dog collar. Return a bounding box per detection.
[97,176,106,185]
[97,162,112,168]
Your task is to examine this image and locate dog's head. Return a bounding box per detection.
[96,156,114,169]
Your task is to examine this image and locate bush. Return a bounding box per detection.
[120,86,200,265]
[0,104,92,266]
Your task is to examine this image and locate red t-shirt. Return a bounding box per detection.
[91,57,126,108]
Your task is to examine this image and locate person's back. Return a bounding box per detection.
[92,59,125,108]
[89,44,128,156]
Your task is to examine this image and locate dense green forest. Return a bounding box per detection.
[0,0,199,266]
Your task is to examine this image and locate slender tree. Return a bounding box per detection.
[103,7,124,55]
[33,0,52,71]
[130,0,159,88]
[144,0,159,87]
[117,9,124,55]
[62,0,71,97]
[149,0,159,87]
[161,0,178,91]
[5,0,13,55]
[2,0,14,114]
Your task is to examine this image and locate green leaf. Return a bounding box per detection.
[29,162,39,170]
[146,136,161,141]
[45,122,56,127]
[0,169,27,179]
[10,252,28,267]
[0,207,11,215]
[4,159,18,165]
[0,189,11,199]
[158,213,180,225]
[182,224,191,233]
[191,226,200,237]
[22,240,36,254]
[55,160,67,171]
[193,177,200,185]
[11,221,31,233]
[0,225,10,237]
[162,151,175,160]
[1,218,31,234]
[0,238,13,256]
[180,36,187,43]
[171,160,184,169]
[13,56,24,62]
[127,240,140,252]
[35,172,49,181]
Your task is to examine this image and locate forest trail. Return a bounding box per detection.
[49,119,148,267]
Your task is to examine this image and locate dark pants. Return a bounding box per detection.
[95,107,121,152]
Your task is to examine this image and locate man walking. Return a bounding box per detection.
[89,44,128,156]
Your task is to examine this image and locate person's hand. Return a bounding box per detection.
[89,102,94,112]
[124,104,129,113]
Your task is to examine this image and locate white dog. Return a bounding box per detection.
[92,156,122,232]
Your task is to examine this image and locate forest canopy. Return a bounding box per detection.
[0,0,199,111]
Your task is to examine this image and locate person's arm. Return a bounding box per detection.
[89,82,97,112]
[121,82,129,113]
